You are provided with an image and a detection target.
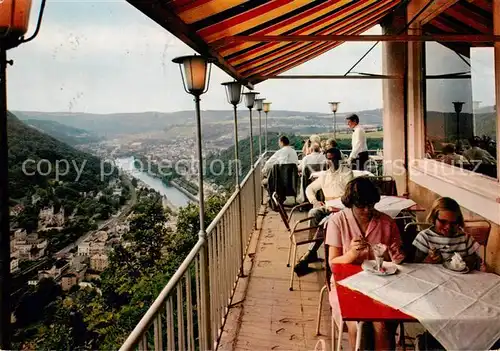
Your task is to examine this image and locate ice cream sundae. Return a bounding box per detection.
[449,252,466,271]
[372,243,387,271]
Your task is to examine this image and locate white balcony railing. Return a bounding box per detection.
[120,157,264,351]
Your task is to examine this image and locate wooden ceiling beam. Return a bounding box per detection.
[408,0,461,25]
[212,34,500,47]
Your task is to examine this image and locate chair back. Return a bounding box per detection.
[463,220,491,261]
[368,175,398,196]
[267,163,300,208]
[272,192,291,231]
[403,222,431,262]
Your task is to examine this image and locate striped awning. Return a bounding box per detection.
[128,0,401,85]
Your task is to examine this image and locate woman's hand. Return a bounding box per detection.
[346,238,368,261]
[424,248,442,264]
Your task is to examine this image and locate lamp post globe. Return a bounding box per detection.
[221,81,242,106]
[172,54,214,96]
[242,90,259,109]
[329,101,340,138]
[263,102,271,113]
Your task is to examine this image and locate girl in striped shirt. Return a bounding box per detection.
[413,197,482,271]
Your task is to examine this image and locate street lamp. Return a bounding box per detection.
[329,101,340,139]
[1,0,47,348]
[242,90,259,227]
[172,54,213,350]
[255,97,265,156]
[221,80,245,275]
[453,101,464,142]
[263,101,271,152]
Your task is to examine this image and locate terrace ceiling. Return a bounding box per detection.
[127,0,493,85]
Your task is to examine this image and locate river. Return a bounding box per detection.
[114,157,191,208]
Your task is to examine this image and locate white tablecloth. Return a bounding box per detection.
[338,263,500,350]
[325,195,417,218]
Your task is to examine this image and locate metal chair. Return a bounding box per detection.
[271,192,323,291]
[463,220,491,263]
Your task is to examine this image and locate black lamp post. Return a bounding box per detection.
[221,80,246,275]
[1,0,46,347]
[172,54,213,350]
[242,90,259,226]
[255,98,265,156]
[329,101,340,139]
[453,101,464,142]
[263,101,271,152]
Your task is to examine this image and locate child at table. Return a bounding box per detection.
[326,177,405,351]
[413,197,482,271]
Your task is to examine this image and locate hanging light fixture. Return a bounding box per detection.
[221,81,242,105]
[172,54,214,96]
[0,0,47,49]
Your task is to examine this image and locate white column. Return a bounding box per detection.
[382,9,407,195]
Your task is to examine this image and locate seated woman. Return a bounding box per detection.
[326,177,405,351]
[413,197,482,271]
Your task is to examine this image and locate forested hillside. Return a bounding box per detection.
[25,119,103,145]
[7,112,122,236]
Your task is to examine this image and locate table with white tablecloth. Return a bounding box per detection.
[338,263,500,350]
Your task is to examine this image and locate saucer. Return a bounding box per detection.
[361,260,398,276]
[443,260,469,274]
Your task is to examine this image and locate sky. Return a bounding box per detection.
[6,1,495,114]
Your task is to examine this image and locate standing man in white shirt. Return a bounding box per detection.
[346,114,369,170]
[261,135,299,179]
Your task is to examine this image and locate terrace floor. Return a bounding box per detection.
[218,203,424,351]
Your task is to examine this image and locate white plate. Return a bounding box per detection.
[361,260,398,276]
[442,260,469,274]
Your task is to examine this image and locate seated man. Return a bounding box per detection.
[294,148,353,272]
[262,135,298,184]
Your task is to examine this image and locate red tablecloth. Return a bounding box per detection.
[331,263,416,322]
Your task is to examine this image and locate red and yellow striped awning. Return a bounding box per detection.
[128,0,401,85]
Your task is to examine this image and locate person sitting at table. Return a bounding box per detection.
[294,148,353,273]
[326,176,405,351]
[412,196,482,271]
[299,142,327,174]
[261,135,298,182]
[302,134,321,156]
